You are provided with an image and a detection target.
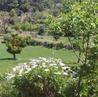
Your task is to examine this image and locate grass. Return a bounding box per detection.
[0,40,78,74]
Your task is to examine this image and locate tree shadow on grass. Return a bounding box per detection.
[0,58,15,60]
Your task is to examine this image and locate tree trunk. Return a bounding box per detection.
[77,72,82,97]
[13,53,16,60]
[77,51,82,63]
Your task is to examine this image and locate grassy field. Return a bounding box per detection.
[0,40,78,74]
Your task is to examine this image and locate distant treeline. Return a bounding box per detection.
[0,0,61,12]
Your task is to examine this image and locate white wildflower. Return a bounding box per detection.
[63,72,68,76]
[6,73,15,80]
[54,72,62,75]
[31,64,38,68]
[25,68,32,73]
[19,68,24,76]
[62,66,69,70]
[6,57,75,80]
[59,63,65,66]
[50,63,57,66]
[44,69,49,72]
[13,67,17,72]
[42,62,46,68]
[38,75,42,78]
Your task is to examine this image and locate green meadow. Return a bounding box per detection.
[0,40,77,74]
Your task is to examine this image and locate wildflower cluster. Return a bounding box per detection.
[4,57,77,97]
[6,57,74,80]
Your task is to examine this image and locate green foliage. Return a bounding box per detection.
[45,15,63,40]
[4,32,25,59]
[9,9,17,17]
[46,0,98,97]
[19,0,31,12]
[65,79,77,97]
[20,22,32,31]
[0,75,18,97]
[8,0,19,9]
[7,58,72,97]
[0,58,75,97]
[55,42,64,50]
[14,70,66,97]
[65,1,98,97]
[62,0,98,96]
[9,9,17,25]
[13,22,38,31]
[38,25,45,35]
[0,0,56,12]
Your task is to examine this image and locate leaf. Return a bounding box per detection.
[91,23,96,28]
[95,3,98,10]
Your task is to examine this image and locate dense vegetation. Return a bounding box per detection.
[0,0,98,97]
[0,0,56,12]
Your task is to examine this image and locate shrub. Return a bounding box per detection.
[0,76,18,97]
[38,25,45,35]
[13,22,38,31]
[46,42,54,48]
[25,36,32,45]
[64,79,77,97]
[21,22,33,31]
[13,22,21,30]
[55,42,64,50]
[6,57,75,97]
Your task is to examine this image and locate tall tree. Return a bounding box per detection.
[46,0,98,96]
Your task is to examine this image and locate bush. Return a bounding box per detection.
[38,25,45,35]
[28,38,80,51]
[65,79,77,97]
[0,76,18,97]
[13,22,21,30]
[13,22,38,31]
[55,42,64,50]
[45,42,54,48]
[25,36,32,45]
[5,57,74,97]
[72,43,80,51]
[21,22,33,31]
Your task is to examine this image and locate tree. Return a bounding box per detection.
[19,0,31,12]
[45,15,63,41]
[4,32,25,60]
[8,0,19,9]
[61,1,97,97]
[46,0,98,96]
